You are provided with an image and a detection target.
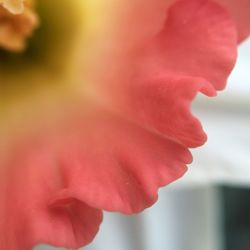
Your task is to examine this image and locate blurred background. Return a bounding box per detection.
[37,39,250,250]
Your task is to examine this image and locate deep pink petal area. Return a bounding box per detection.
[215,0,250,42]
[0,144,103,250]
[54,103,192,214]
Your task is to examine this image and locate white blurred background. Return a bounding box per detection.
[37,39,250,250]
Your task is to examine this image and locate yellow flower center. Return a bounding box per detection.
[0,0,39,52]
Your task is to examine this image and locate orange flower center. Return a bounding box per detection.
[0,0,39,52]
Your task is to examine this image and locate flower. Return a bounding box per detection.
[0,0,249,249]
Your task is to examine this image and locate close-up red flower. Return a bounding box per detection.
[0,0,249,249]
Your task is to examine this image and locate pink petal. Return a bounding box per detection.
[215,0,250,42]
[0,141,102,249]
[53,101,192,214]
[141,0,237,90]
[119,75,216,148]
[122,0,237,146]
[0,100,191,248]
